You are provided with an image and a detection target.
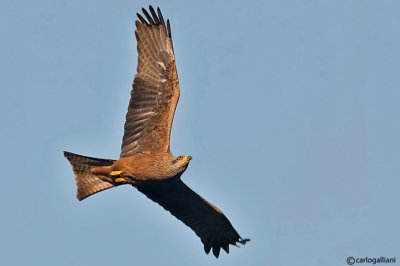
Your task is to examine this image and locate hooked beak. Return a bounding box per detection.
[182,156,192,163]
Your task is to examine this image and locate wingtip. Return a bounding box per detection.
[148,5,160,24]
[141,7,155,25]
[238,237,250,245]
[204,244,211,254]
[136,6,171,38]
[202,235,248,258]
[222,243,229,254]
[167,19,171,37]
[212,246,221,258]
[136,13,148,25]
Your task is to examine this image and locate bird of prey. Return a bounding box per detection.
[64,6,249,258]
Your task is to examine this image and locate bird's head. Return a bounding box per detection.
[172,155,192,173]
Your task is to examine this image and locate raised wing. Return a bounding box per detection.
[136,180,249,258]
[121,6,179,158]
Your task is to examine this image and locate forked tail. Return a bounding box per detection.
[64,151,116,200]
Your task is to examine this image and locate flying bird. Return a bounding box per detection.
[64,6,249,258]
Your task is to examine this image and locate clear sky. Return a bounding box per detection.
[1,0,399,265]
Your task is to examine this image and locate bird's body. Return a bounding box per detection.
[91,152,191,184]
[64,6,249,258]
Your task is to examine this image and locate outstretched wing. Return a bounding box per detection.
[136,180,249,258]
[121,6,179,158]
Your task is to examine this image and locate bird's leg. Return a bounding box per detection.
[110,170,126,182]
[91,166,127,183]
[110,170,123,176]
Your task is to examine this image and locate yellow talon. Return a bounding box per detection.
[110,171,122,176]
[115,177,126,182]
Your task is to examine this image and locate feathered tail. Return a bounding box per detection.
[64,151,116,200]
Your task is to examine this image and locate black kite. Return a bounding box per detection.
[64,6,249,258]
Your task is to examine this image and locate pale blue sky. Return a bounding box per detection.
[1,1,399,265]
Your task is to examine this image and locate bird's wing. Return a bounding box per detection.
[136,180,249,258]
[120,6,179,158]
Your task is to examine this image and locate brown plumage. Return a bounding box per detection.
[64,6,249,258]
